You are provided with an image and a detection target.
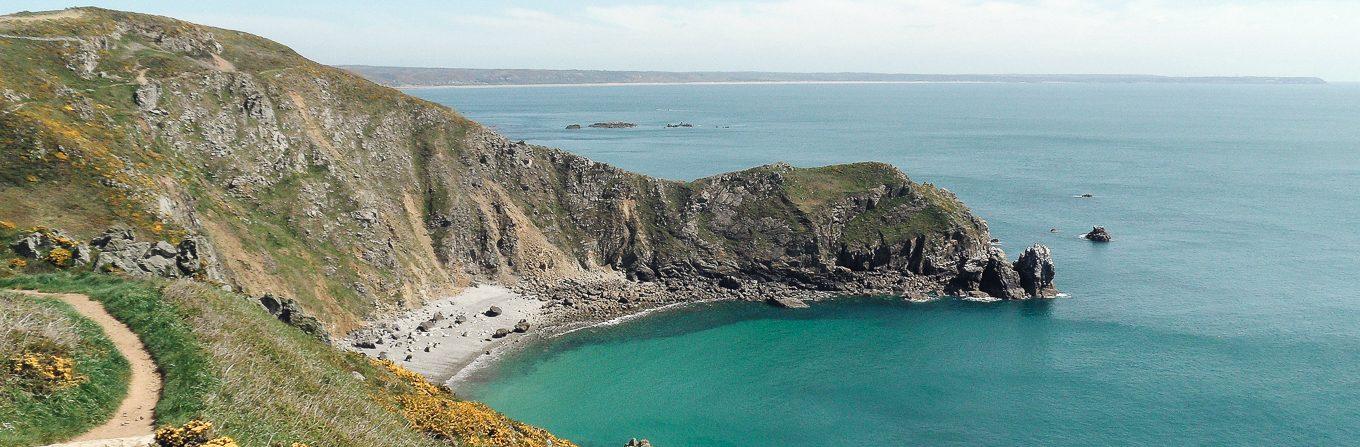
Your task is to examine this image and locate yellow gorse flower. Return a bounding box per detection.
[371,359,577,447]
[153,420,237,447]
[47,247,72,267]
[8,352,80,389]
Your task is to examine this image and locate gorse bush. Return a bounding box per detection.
[373,359,578,447]
[154,420,239,447]
[7,352,81,391]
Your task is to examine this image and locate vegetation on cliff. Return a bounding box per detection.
[0,7,1043,338]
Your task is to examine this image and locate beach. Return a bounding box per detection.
[344,285,549,385]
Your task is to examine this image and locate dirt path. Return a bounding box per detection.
[11,290,162,444]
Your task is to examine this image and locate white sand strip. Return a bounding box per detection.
[348,285,546,384]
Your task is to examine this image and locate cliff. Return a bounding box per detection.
[0,8,1056,334]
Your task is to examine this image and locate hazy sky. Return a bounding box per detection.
[5,1,1358,81]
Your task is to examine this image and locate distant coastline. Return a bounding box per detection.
[338,65,1327,88]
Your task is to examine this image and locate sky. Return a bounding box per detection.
[4,1,1358,81]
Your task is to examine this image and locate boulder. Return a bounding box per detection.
[94,240,149,273]
[1084,226,1111,242]
[513,319,530,333]
[133,82,160,110]
[767,296,809,308]
[137,254,179,277]
[1014,244,1058,297]
[9,232,44,258]
[492,328,511,338]
[485,306,502,317]
[259,293,330,344]
[175,239,203,275]
[71,243,93,266]
[565,124,582,130]
[718,276,742,290]
[454,314,468,324]
[91,227,134,248]
[902,290,930,301]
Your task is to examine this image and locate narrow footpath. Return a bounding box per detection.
[11,290,162,447]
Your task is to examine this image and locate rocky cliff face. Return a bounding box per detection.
[0,8,1055,332]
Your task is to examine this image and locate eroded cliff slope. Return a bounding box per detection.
[0,8,1055,333]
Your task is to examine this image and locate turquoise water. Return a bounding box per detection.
[409,83,1360,446]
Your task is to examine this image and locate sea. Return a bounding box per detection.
[407,82,1360,446]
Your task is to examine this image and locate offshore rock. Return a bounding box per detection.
[589,121,636,128]
[1084,226,1112,242]
[1014,244,1058,297]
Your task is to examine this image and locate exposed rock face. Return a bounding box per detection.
[1084,226,1112,242]
[1014,244,1058,297]
[979,247,1027,299]
[90,228,204,278]
[258,293,330,343]
[0,8,1058,333]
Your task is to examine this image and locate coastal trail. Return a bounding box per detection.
[10,290,161,447]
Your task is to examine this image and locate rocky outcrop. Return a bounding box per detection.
[258,293,330,343]
[1084,226,1112,242]
[90,228,205,278]
[1014,244,1058,297]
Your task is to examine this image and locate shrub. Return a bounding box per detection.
[47,247,72,267]
[372,359,577,447]
[154,420,239,447]
[8,351,81,390]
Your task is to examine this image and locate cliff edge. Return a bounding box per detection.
[0,8,1056,334]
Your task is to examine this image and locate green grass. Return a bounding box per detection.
[0,274,214,427]
[0,291,131,446]
[0,273,445,447]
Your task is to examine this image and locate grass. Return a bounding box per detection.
[0,273,568,447]
[0,274,213,427]
[0,290,130,446]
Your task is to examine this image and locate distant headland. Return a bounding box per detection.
[338,65,1327,88]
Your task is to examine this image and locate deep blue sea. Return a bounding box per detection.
[408,83,1360,446]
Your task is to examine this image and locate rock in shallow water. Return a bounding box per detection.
[1084,226,1112,242]
[767,296,809,308]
